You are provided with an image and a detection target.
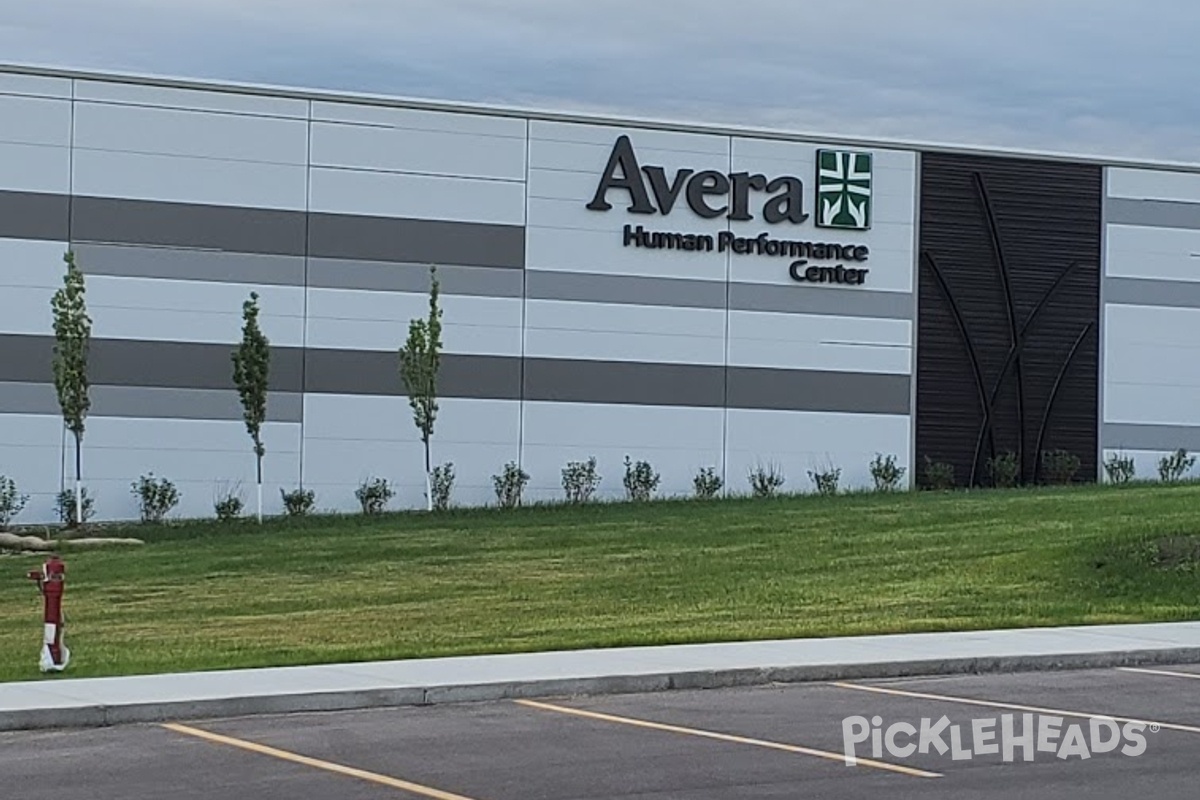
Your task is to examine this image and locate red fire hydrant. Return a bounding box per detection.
[27,555,69,672]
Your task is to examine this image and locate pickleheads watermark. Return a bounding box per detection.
[842,714,1152,765]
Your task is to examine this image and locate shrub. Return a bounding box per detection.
[986,451,1019,489]
[0,475,29,531]
[356,476,394,515]
[622,456,661,502]
[1103,452,1136,485]
[492,461,530,509]
[807,465,841,496]
[1158,449,1195,483]
[55,487,95,527]
[1041,449,1081,485]
[562,457,600,504]
[693,466,723,500]
[921,456,955,491]
[748,462,786,498]
[869,453,906,492]
[214,484,244,523]
[131,473,180,524]
[431,463,455,511]
[280,487,316,517]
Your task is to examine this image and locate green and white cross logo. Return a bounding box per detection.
[816,150,873,230]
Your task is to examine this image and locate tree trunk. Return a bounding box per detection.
[74,432,82,528]
[424,434,432,512]
[256,451,263,523]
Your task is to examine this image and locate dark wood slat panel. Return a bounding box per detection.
[916,153,1101,486]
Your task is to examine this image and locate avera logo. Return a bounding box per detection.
[816,150,872,230]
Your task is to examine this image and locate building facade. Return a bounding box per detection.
[1,65,1198,522]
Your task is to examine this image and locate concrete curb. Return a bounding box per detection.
[6,645,1200,732]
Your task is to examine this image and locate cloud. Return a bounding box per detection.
[2,1,1198,162]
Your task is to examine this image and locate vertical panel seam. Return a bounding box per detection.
[300,99,313,489]
[519,118,530,482]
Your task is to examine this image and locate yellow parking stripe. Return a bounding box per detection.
[831,682,1200,735]
[514,698,941,779]
[162,722,479,800]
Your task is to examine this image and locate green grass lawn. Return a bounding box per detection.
[2,482,1198,683]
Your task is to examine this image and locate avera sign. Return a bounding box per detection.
[587,135,808,223]
[816,150,872,230]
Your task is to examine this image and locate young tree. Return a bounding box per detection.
[231,292,270,522]
[51,250,91,528]
[399,266,444,512]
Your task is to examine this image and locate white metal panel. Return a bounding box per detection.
[301,439,517,511]
[0,238,69,289]
[306,288,520,327]
[81,417,301,521]
[306,316,522,357]
[523,328,724,366]
[0,141,71,194]
[526,226,728,281]
[530,120,731,155]
[0,286,54,335]
[74,80,308,118]
[302,395,522,511]
[725,408,911,492]
[524,299,725,364]
[0,73,71,99]
[311,101,526,138]
[309,167,526,226]
[1105,224,1200,281]
[74,101,309,164]
[310,121,527,181]
[305,288,522,355]
[1105,303,1200,347]
[303,395,520,444]
[85,276,306,346]
[72,149,308,210]
[1108,168,1200,203]
[1105,343,1200,388]
[520,400,725,501]
[0,95,72,147]
[1100,449,1200,482]
[728,310,912,374]
[1104,383,1200,427]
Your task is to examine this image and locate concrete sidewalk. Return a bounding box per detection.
[4,621,1200,731]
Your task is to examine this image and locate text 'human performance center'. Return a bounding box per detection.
[2,64,1199,522]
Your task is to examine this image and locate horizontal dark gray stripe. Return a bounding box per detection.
[72,242,305,286]
[0,381,302,422]
[525,270,913,318]
[728,282,913,319]
[0,191,68,241]
[1107,197,1200,230]
[1105,277,1200,309]
[727,367,910,414]
[303,349,522,399]
[526,271,726,310]
[1104,423,1200,452]
[308,259,524,297]
[307,212,523,267]
[1,335,304,393]
[0,190,524,269]
[67,245,523,295]
[71,194,307,255]
[524,359,724,406]
[0,334,908,414]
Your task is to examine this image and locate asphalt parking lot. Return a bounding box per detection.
[4,664,1200,799]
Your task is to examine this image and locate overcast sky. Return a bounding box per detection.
[2,1,1197,162]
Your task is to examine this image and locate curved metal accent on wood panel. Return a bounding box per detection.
[1032,322,1095,483]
